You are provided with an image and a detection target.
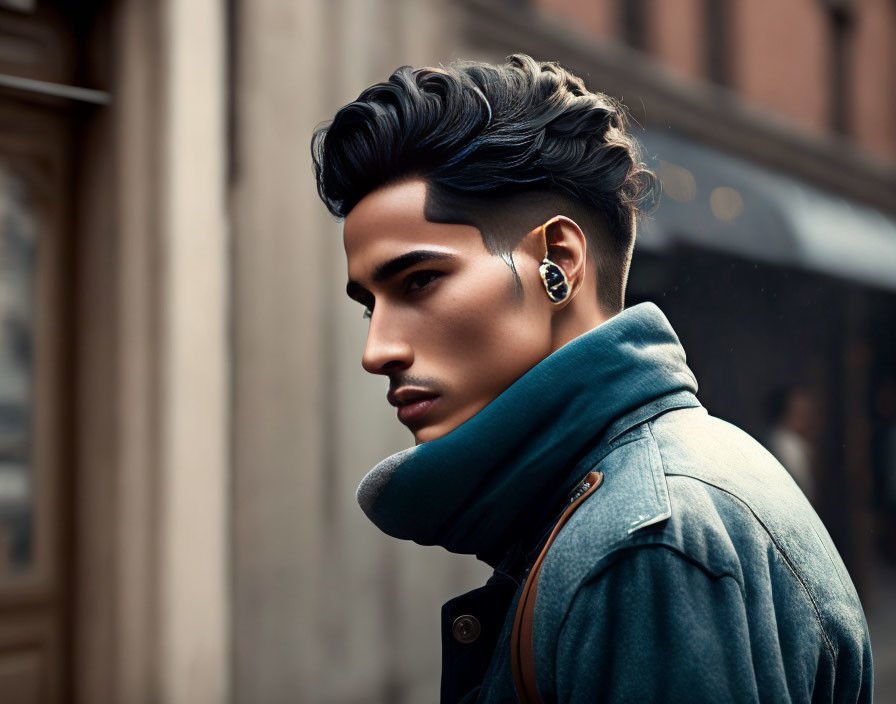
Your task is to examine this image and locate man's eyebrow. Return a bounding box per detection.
[372,250,456,282]
[346,250,457,299]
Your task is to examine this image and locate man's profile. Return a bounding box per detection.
[311,54,872,702]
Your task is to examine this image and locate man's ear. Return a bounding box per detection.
[540,216,588,301]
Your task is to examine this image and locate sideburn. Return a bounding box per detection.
[422,182,562,305]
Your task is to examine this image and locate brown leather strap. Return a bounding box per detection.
[510,471,604,704]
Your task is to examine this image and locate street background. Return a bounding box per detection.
[0,0,894,702]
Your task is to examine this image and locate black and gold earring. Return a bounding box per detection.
[539,257,570,304]
[538,218,571,304]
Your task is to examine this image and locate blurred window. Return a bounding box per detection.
[621,0,648,50]
[704,0,731,85]
[0,159,35,577]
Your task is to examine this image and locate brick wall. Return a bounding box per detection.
[532,0,896,163]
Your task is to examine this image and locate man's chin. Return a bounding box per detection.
[412,420,454,445]
[412,426,442,445]
[411,402,492,444]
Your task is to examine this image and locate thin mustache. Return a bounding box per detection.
[388,375,441,395]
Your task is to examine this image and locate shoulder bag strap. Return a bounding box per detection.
[510,471,604,704]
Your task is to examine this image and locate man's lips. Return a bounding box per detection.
[387,388,440,427]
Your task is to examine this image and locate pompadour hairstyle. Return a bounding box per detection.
[311,53,658,314]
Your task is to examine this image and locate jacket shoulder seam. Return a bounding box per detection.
[551,544,747,693]
[659,471,837,660]
[583,542,746,598]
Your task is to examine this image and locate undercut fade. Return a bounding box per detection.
[311,53,658,314]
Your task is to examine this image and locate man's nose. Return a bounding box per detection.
[361,312,414,375]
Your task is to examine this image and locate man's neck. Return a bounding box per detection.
[549,302,609,354]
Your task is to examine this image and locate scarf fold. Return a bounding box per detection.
[356,301,699,566]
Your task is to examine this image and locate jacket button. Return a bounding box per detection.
[452,615,481,644]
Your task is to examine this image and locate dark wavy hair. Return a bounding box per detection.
[311,53,657,314]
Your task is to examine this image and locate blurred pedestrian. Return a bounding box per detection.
[764,385,820,505]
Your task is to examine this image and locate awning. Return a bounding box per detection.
[636,129,896,291]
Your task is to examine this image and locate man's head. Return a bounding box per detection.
[765,385,820,441]
[312,54,656,443]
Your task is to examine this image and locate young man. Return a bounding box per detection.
[311,54,872,702]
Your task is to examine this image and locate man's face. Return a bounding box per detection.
[344,178,555,444]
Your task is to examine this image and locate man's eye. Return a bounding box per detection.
[405,270,442,293]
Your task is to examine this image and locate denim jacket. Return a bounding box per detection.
[357,302,873,703]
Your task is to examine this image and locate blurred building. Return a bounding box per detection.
[0,0,893,702]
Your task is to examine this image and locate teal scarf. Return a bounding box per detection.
[357,302,699,566]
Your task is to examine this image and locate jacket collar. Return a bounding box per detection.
[356,301,700,567]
